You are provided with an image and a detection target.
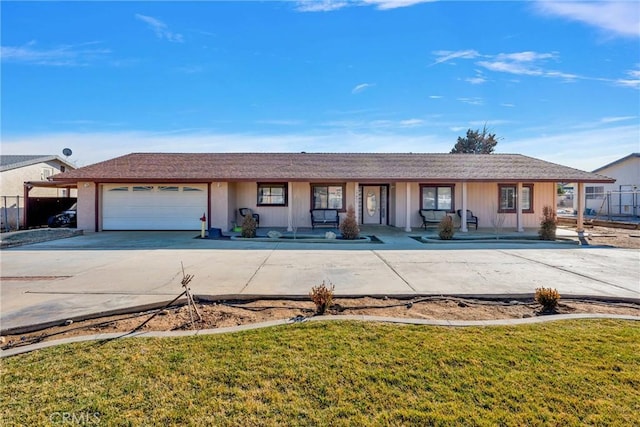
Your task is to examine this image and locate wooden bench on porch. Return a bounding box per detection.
[310,209,339,229]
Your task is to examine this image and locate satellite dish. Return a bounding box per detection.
[62,148,72,157]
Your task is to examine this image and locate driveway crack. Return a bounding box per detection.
[372,250,418,293]
[238,246,278,294]
[497,250,635,293]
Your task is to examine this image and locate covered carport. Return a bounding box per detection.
[23,181,77,228]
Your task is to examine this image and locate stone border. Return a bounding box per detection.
[419,236,579,245]
[0,229,83,249]
[2,313,638,358]
[230,235,372,243]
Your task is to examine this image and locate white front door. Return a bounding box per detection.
[362,186,381,224]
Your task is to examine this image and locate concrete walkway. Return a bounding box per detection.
[1,229,639,334]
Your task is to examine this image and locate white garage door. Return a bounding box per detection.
[103,184,207,230]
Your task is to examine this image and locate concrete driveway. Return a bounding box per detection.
[1,231,638,333]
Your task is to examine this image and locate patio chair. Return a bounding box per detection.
[239,208,260,227]
[456,209,478,230]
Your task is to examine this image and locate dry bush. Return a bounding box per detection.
[340,205,360,240]
[241,214,257,238]
[539,205,557,241]
[438,215,455,240]
[535,287,560,313]
[309,281,335,314]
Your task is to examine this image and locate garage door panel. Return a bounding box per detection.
[103,185,207,230]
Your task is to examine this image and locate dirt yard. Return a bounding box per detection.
[583,225,640,249]
[3,296,639,351]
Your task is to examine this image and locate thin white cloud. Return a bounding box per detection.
[506,124,640,170]
[135,14,184,43]
[361,0,436,10]
[429,95,443,99]
[399,119,424,127]
[296,0,435,12]
[501,103,515,108]
[457,97,484,106]
[295,0,349,12]
[600,116,636,124]
[534,0,640,38]
[431,49,480,66]
[352,83,375,94]
[615,67,640,89]
[465,76,487,85]
[0,41,110,66]
[496,51,556,62]
[256,119,305,126]
[477,60,543,76]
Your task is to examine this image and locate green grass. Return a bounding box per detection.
[2,320,639,426]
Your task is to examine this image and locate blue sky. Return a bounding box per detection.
[1,0,639,171]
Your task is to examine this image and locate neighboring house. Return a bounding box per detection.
[1,155,76,229]
[585,153,639,217]
[50,152,614,233]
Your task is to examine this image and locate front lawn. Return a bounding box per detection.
[2,320,639,425]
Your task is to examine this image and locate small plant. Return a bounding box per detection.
[309,281,335,314]
[539,205,557,241]
[438,215,455,240]
[491,202,506,240]
[535,287,560,313]
[241,213,257,238]
[340,205,360,240]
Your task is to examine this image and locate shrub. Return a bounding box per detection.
[535,287,560,313]
[241,213,257,238]
[438,215,455,240]
[539,205,557,241]
[340,205,360,240]
[309,281,335,314]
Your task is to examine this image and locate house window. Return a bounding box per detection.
[132,186,153,192]
[420,185,454,211]
[159,186,179,192]
[41,168,54,180]
[109,187,129,192]
[586,186,604,200]
[183,186,203,192]
[257,183,288,206]
[311,184,345,210]
[498,184,533,213]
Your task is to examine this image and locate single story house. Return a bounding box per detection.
[585,153,639,217]
[49,152,614,233]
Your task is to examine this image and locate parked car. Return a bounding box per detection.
[48,203,77,228]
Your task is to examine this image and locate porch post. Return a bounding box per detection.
[405,183,412,232]
[354,182,359,224]
[516,182,524,232]
[461,182,468,232]
[287,182,293,232]
[576,182,584,233]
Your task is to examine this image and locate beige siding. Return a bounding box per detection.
[1,161,76,203]
[466,182,554,229]
[209,182,228,230]
[77,182,96,232]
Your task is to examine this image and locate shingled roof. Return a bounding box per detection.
[51,152,615,183]
[0,155,75,172]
